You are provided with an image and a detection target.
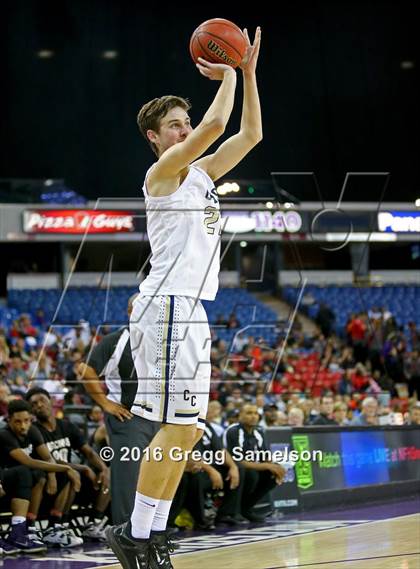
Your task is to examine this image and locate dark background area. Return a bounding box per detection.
[2,1,418,202]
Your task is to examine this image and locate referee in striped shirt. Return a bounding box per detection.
[78,294,159,525]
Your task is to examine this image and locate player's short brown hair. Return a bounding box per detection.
[137,95,191,156]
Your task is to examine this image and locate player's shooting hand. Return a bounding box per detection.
[196,58,236,81]
[240,26,261,76]
[103,400,133,422]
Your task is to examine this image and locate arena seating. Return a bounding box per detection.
[282,285,420,333]
[3,287,279,347]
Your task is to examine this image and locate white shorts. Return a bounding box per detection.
[129,295,211,429]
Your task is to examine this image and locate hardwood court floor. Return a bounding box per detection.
[171,514,420,569]
[97,513,419,569]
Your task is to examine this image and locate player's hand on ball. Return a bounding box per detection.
[196,58,235,80]
[240,26,261,75]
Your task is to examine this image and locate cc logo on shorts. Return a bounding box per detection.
[184,389,197,406]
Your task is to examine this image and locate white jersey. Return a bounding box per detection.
[139,164,221,301]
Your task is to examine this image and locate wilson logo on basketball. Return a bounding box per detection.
[207,40,237,66]
[23,209,135,234]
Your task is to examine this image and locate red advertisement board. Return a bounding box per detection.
[23,210,135,234]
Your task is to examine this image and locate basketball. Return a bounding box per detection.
[190,18,247,69]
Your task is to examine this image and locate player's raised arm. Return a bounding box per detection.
[194,27,262,181]
[149,64,237,178]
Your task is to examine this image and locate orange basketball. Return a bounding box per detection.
[190,18,247,69]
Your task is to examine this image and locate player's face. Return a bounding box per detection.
[29,393,52,421]
[9,411,32,437]
[155,107,193,154]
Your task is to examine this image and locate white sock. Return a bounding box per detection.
[151,499,172,532]
[130,492,159,539]
[12,516,26,525]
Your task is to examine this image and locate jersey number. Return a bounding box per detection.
[204,206,220,235]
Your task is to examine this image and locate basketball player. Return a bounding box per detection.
[106,27,262,569]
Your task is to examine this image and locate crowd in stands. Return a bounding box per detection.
[0,294,419,553]
[1,300,419,431]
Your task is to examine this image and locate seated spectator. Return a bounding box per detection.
[224,408,240,428]
[7,356,30,394]
[0,382,12,419]
[87,405,104,440]
[338,369,354,396]
[406,402,420,425]
[206,400,225,437]
[0,335,10,366]
[333,402,350,426]
[17,314,38,340]
[260,404,280,429]
[405,350,420,399]
[232,333,248,353]
[350,397,379,426]
[351,363,371,392]
[310,396,338,426]
[27,354,52,386]
[227,312,241,329]
[288,407,304,427]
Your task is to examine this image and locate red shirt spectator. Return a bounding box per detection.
[347,317,366,342]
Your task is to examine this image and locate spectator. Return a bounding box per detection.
[315,303,336,338]
[338,369,354,396]
[287,407,304,427]
[408,321,419,351]
[333,402,349,426]
[0,382,12,419]
[227,313,241,329]
[8,356,29,385]
[260,404,280,429]
[0,335,10,366]
[351,397,379,426]
[310,396,338,426]
[224,408,240,427]
[406,402,420,425]
[27,354,52,386]
[347,313,367,363]
[206,400,224,436]
[87,405,105,440]
[276,411,288,426]
[405,350,420,399]
[351,363,370,392]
